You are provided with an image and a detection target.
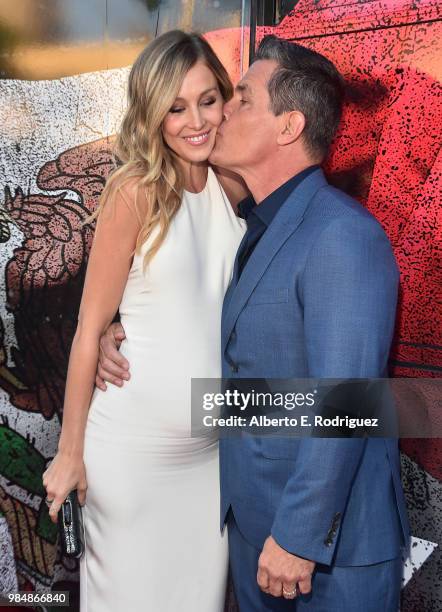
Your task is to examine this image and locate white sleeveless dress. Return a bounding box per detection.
[79,167,245,611]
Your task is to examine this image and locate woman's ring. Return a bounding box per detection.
[45,498,54,507]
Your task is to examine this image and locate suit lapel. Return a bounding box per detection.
[222,169,327,345]
[221,229,249,343]
[231,230,249,287]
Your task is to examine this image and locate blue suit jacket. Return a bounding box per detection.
[220,168,410,567]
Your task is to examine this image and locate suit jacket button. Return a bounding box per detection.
[230,363,239,373]
[231,331,236,341]
[324,537,333,547]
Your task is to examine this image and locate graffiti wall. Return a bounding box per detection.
[0,1,245,608]
[0,0,441,610]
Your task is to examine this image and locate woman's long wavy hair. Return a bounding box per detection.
[90,30,233,267]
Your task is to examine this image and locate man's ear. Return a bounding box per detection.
[276,111,305,146]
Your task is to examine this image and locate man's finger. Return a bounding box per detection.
[99,341,130,372]
[95,375,107,391]
[98,355,130,380]
[113,330,126,341]
[297,574,313,595]
[112,322,126,340]
[282,582,297,599]
[268,577,283,598]
[100,336,130,366]
[97,366,123,386]
[257,565,269,591]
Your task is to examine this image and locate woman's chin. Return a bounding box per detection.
[179,144,215,164]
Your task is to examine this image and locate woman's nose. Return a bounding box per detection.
[188,106,204,131]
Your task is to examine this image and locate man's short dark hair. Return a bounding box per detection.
[255,35,344,160]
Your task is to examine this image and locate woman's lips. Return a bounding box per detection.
[183,131,210,146]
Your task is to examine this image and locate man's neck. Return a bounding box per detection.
[242,159,318,204]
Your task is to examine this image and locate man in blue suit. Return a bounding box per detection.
[207,36,409,610]
[98,36,409,610]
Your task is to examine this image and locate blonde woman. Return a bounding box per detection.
[42,31,246,611]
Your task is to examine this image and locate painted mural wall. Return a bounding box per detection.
[0,1,440,610]
[0,3,246,609]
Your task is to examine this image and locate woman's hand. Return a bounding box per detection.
[42,451,87,523]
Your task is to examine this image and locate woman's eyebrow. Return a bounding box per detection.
[174,87,218,101]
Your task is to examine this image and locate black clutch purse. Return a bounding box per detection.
[57,490,85,559]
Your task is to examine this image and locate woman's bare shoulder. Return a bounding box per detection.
[100,175,150,226]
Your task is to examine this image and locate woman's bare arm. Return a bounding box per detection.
[58,183,145,453]
[43,180,148,519]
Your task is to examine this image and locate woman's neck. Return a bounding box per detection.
[179,160,209,194]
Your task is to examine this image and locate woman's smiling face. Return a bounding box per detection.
[162,61,224,164]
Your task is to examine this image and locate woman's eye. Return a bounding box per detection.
[170,107,184,114]
[202,97,216,106]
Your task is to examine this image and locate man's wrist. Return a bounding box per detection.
[270,532,317,565]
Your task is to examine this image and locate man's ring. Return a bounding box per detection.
[45,498,54,507]
[282,587,296,598]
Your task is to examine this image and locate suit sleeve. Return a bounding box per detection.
[270,212,399,565]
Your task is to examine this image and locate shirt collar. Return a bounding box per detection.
[238,165,320,226]
[237,195,255,220]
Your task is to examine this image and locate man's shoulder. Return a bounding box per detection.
[307,182,385,237]
[311,182,371,218]
[297,184,398,275]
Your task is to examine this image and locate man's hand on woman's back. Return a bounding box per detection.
[96,322,130,390]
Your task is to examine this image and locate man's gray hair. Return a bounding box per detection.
[255,35,344,160]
